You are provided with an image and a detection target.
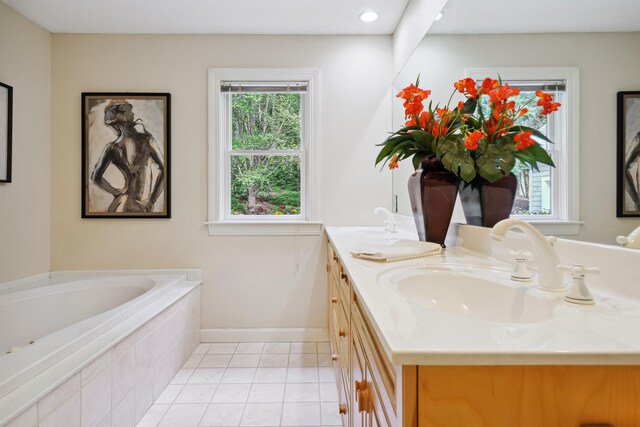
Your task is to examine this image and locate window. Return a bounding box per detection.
[207,69,321,236]
[467,68,581,235]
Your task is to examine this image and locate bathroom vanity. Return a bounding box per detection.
[325,226,640,427]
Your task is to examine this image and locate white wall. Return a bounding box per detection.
[393,32,640,244]
[0,3,51,283]
[50,34,392,330]
[392,0,448,75]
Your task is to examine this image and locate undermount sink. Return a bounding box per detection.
[378,266,556,324]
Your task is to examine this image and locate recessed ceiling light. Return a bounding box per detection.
[435,11,444,21]
[359,11,379,23]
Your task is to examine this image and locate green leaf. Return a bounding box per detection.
[411,130,433,148]
[412,152,431,170]
[475,143,515,182]
[437,138,476,183]
[520,142,555,167]
[375,134,414,165]
[459,160,476,182]
[462,98,477,115]
[375,142,396,165]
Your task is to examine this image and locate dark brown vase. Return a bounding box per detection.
[407,156,459,246]
[458,174,518,228]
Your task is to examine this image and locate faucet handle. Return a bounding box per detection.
[384,220,398,233]
[509,250,533,282]
[558,263,598,305]
[558,264,600,277]
[509,250,532,261]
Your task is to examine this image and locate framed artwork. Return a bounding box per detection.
[617,91,640,217]
[0,82,12,183]
[82,93,171,218]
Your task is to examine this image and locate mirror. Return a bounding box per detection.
[390,0,640,245]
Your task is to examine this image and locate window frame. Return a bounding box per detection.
[207,68,321,236]
[466,67,582,235]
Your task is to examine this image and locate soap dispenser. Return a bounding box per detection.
[558,263,599,305]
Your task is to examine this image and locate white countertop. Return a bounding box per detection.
[326,226,640,366]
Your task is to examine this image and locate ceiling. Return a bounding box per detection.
[1,0,409,35]
[429,0,640,34]
[3,0,640,35]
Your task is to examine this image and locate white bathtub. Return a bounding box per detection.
[0,270,201,425]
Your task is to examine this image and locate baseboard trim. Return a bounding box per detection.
[200,328,329,342]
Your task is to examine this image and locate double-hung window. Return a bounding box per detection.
[468,68,581,235]
[207,69,320,236]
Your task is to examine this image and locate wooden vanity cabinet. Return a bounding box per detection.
[327,242,410,427]
[327,239,640,427]
[328,243,351,426]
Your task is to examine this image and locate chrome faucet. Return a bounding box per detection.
[373,207,398,233]
[490,219,564,292]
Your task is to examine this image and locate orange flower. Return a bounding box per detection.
[464,131,483,150]
[485,119,508,140]
[454,78,478,99]
[536,90,561,115]
[396,84,431,117]
[492,101,516,121]
[535,90,553,103]
[518,107,529,117]
[396,84,430,101]
[488,84,520,105]
[404,100,424,117]
[513,131,535,150]
[479,78,499,94]
[431,121,448,137]
[388,154,399,169]
[405,111,433,129]
[457,101,465,110]
[436,107,451,119]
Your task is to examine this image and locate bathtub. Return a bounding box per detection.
[0,270,201,426]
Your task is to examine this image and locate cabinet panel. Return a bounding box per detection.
[418,365,640,427]
[352,320,394,427]
[353,297,396,421]
[351,325,367,427]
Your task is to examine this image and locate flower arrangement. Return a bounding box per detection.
[376,76,561,182]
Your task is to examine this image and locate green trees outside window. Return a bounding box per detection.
[230,93,303,216]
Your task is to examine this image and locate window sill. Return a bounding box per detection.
[524,220,583,236]
[206,221,324,236]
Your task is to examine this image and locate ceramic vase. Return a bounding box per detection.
[458,173,518,228]
[408,156,459,246]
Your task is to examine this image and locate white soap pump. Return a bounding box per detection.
[616,225,640,249]
[558,264,600,305]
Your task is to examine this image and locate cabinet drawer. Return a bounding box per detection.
[338,266,351,313]
[328,244,341,281]
[352,319,394,427]
[338,375,351,427]
[335,299,350,384]
[329,310,349,387]
[352,297,397,417]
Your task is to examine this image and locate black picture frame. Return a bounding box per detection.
[81,92,171,218]
[0,81,12,183]
[617,91,640,217]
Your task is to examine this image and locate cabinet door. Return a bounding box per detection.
[352,328,367,427]
[417,365,640,427]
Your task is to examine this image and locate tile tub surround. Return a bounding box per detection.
[137,341,340,427]
[3,286,201,427]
